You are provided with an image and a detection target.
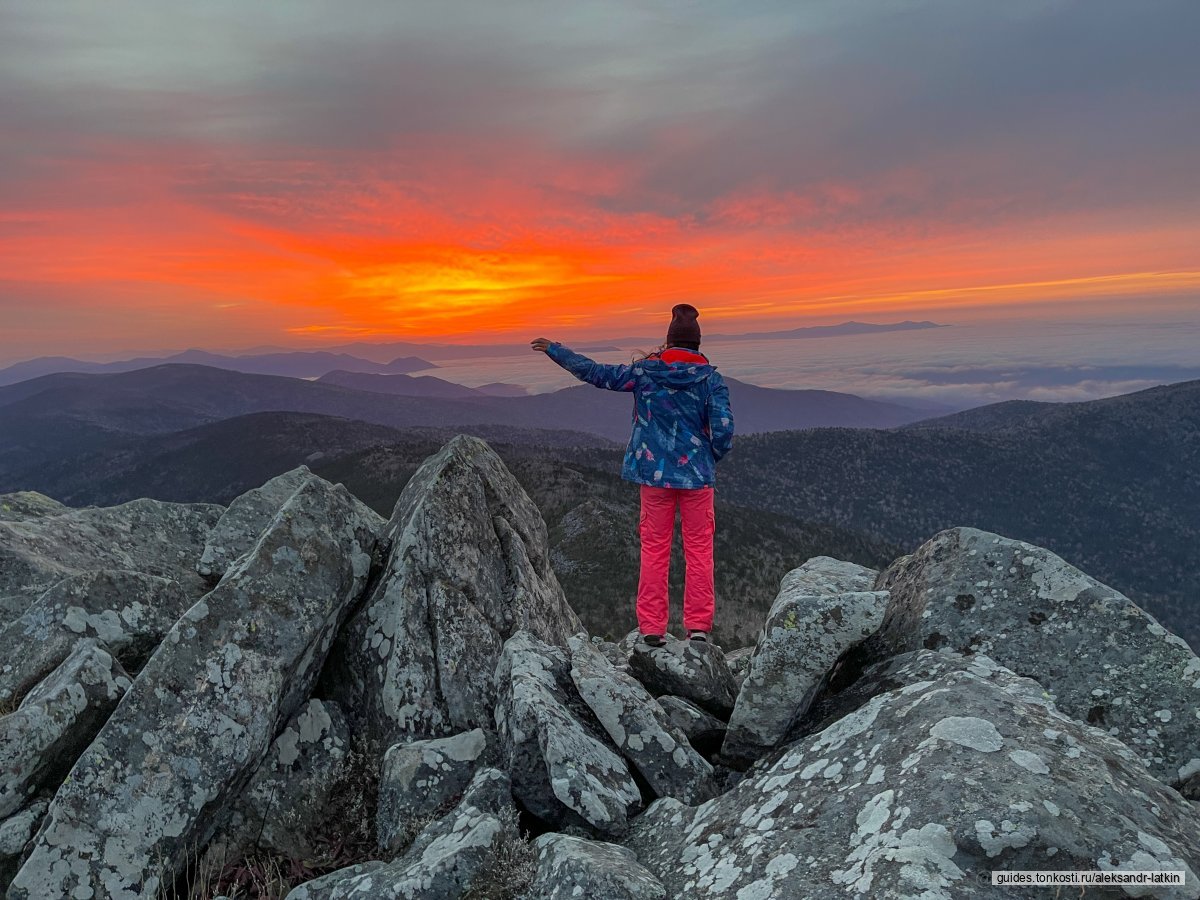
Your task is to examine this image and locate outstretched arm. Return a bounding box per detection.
[531,338,638,392]
[706,373,734,461]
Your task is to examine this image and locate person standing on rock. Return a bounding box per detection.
[531,304,735,646]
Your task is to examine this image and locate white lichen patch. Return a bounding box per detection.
[929,716,1004,752]
[1008,749,1050,775]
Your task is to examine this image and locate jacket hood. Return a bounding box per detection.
[639,357,715,388]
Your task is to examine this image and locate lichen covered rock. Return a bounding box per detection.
[872,527,1200,790]
[569,635,715,804]
[0,640,129,819]
[495,631,641,836]
[656,696,727,755]
[723,557,888,765]
[376,727,490,853]
[216,699,353,860]
[0,798,49,892]
[0,496,220,625]
[198,466,382,580]
[627,663,1200,899]
[627,635,738,718]
[328,435,580,748]
[9,475,379,900]
[527,833,666,900]
[0,569,188,703]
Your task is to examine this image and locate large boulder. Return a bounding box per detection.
[627,636,738,718]
[0,569,188,703]
[526,833,666,900]
[287,768,521,900]
[494,631,641,837]
[722,558,888,765]
[627,663,1200,899]
[376,727,491,853]
[0,496,220,624]
[872,527,1200,791]
[569,635,716,804]
[198,466,382,580]
[215,699,353,861]
[327,435,581,747]
[0,640,130,818]
[9,475,379,900]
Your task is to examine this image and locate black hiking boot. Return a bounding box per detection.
[642,633,665,647]
[688,630,710,642]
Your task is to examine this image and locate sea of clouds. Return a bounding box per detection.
[423,318,1200,410]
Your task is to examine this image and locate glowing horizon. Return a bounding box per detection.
[2,1,1198,362]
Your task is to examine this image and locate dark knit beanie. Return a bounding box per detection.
[666,304,701,346]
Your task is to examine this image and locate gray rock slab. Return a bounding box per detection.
[495,631,641,837]
[377,727,490,853]
[527,833,666,900]
[0,569,188,703]
[0,640,129,818]
[327,435,581,747]
[0,496,221,624]
[872,527,1200,791]
[198,466,382,580]
[723,561,889,764]
[627,664,1200,899]
[569,635,715,804]
[627,635,738,718]
[9,475,379,900]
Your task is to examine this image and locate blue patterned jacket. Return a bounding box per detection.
[546,343,734,488]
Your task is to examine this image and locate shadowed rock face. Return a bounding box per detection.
[871,527,1200,791]
[656,696,727,755]
[0,569,188,703]
[327,434,580,747]
[722,557,887,765]
[627,663,1200,899]
[1,798,48,889]
[214,699,353,861]
[8,475,379,900]
[0,494,220,625]
[287,768,517,900]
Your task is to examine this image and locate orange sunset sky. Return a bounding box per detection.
[1,1,1198,363]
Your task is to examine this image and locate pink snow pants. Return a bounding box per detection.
[636,484,715,635]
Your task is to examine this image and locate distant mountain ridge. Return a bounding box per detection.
[0,363,931,489]
[0,350,435,386]
[316,370,528,399]
[1,321,945,377]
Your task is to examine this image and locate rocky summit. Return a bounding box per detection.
[0,435,1197,899]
